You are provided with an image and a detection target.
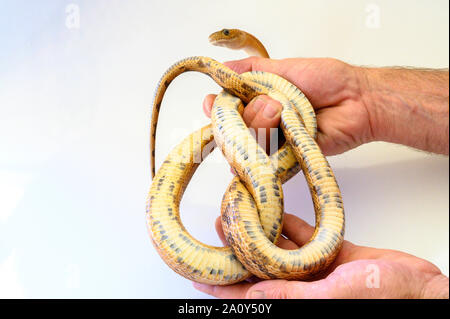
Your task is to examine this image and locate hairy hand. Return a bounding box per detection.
[213,56,374,155]
[197,57,448,298]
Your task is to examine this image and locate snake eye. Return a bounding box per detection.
[222,29,230,36]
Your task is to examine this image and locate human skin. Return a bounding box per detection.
[203,57,449,156]
[195,57,449,298]
[193,214,449,298]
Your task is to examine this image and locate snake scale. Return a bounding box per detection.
[146,29,345,285]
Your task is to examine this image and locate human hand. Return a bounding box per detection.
[198,58,448,298]
[203,91,283,155]
[215,56,449,155]
[200,83,448,299]
[209,56,375,156]
[193,214,449,299]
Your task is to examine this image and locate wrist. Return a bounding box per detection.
[355,67,396,144]
[355,66,449,154]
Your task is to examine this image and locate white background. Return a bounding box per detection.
[0,0,448,298]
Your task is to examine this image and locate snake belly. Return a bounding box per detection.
[213,73,344,280]
[147,54,344,284]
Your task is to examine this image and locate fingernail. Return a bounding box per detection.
[249,290,266,299]
[252,97,266,112]
[263,102,280,119]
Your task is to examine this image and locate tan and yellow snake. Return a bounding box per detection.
[146,29,345,285]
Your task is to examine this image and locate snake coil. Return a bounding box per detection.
[146,29,345,285]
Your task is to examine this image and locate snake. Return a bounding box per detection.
[146,29,345,285]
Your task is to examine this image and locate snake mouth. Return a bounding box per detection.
[208,35,225,45]
[209,39,228,47]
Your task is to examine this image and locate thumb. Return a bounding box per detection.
[244,280,306,299]
[193,279,309,299]
[244,95,282,154]
[245,95,282,130]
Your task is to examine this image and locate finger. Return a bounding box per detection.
[193,279,307,299]
[223,57,261,74]
[314,108,345,156]
[245,276,263,284]
[224,56,281,75]
[316,131,336,156]
[245,280,309,298]
[331,241,411,267]
[249,98,282,153]
[202,94,217,118]
[282,213,315,247]
[193,281,254,299]
[218,211,343,266]
[241,96,266,125]
[242,95,277,125]
[239,95,282,154]
[215,217,227,246]
[216,216,299,252]
[195,261,388,299]
[276,235,299,250]
[214,216,295,284]
[244,96,282,129]
[280,214,362,275]
[278,214,363,270]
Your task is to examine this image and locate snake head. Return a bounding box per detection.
[208,28,246,50]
